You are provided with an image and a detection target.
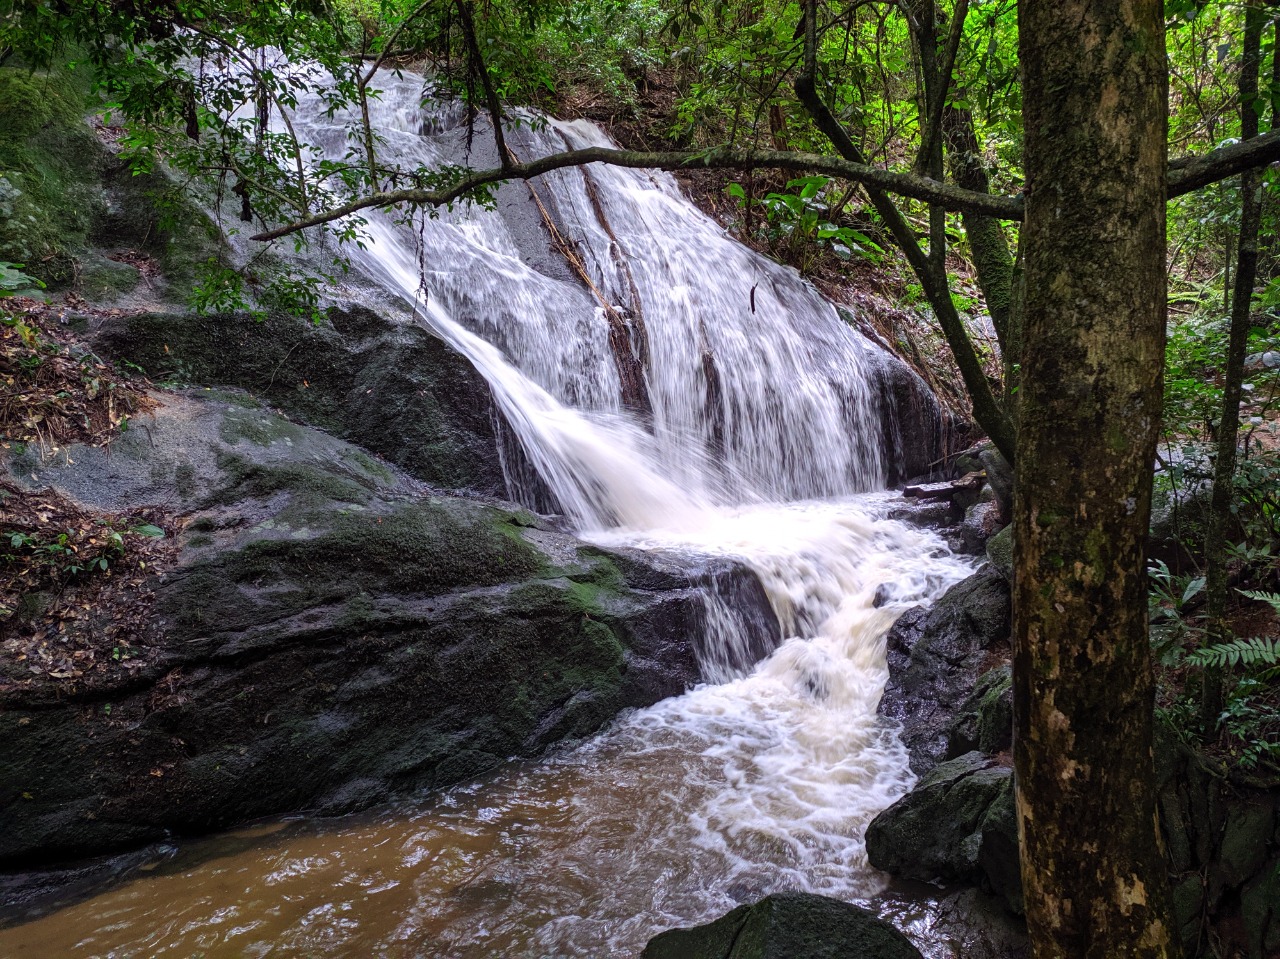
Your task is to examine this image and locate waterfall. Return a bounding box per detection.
[0,68,979,959]
[285,72,894,531]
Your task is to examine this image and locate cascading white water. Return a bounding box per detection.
[282,71,974,946]
[285,72,894,528]
[0,70,978,958]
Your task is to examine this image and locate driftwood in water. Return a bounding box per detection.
[903,471,984,502]
[701,340,725,457]
[581,166,652,374]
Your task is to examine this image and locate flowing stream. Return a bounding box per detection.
[0,72,975,957]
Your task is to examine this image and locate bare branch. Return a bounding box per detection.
[249,144,1020,241]
[1168,127,1280,197]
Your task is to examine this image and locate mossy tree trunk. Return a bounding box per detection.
[1201,1,1266,736]
[795,0,1017,464]
[1014,1,1178,957]
[943,104,1018,401]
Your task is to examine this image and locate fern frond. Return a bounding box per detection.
[1237,589,1280,614]
[1187,636,1280,670]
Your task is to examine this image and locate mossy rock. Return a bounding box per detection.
[77,254,141,298]
[641,892,923,959]
[0,67,104,282]
[0,63,219,300]
[1,391,779,868]
[948,665,1013,759]
[865,751,1014,890]
[985,524,1012,581]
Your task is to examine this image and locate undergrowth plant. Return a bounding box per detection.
[726,176,883,274]
[1151,574,1280,774]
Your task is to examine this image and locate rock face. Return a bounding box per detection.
[640,892,924,959]
[86,305,509,497]
[871,352,947,487]
[1156,726,1280,958]
[878,567,1011,775]
[0,394,779,868]
[947,665,1013,760]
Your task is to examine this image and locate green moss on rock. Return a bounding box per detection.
[91,307,506,493]
[0,68,103,283]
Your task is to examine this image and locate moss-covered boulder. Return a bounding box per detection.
[0,67,104,284]
[984,524,1012,581]
[0,392,778,868]
[641,892,923,959]
[865,752,1016,898]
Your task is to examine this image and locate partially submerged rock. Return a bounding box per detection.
[641,891,923,959]
[879,567,1011,775]
[865,751,1020,915]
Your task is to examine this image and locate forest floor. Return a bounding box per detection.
[0,301,178,692]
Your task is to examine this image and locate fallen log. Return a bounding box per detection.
[903,471,985,502]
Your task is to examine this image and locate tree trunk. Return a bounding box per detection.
[1201,2,1266,736]
[943,104,1017,398]
[794,0,1017,463]
[1014,0,1177,956]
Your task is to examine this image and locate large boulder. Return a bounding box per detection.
[640,892,923,959]
[865,751,1020,915]
[86,304,510,497]
[879,567,1011,775]
[0,392,779,868]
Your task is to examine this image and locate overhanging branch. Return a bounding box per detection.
[249,145,1020,240]
[250,128,1280,242]
[1168,127,1280,196]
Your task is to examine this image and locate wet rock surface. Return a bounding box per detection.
[866,752,1021,914]
[879,566,1011,776]
[86,304,510,497]
[0,394,779,870]
[641,891,924,959]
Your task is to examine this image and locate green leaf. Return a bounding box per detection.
[131,523,165,538]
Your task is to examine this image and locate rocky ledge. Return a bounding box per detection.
[0,391,779,874]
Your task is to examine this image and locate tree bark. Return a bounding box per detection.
[944,104,1017,397]
[1201,1,1266,735]
[1014,0,1178,956]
